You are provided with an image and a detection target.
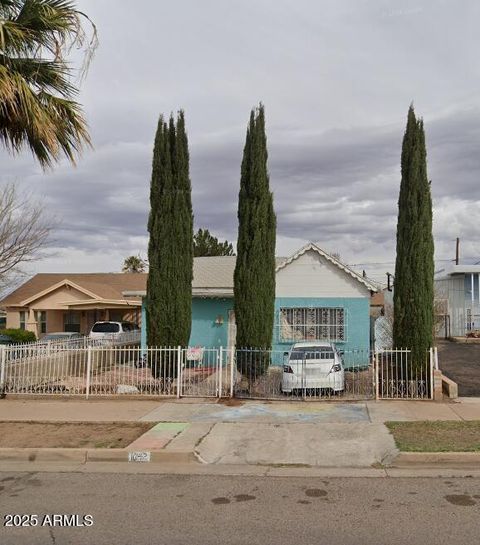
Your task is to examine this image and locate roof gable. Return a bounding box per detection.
[20,279,100,306]
[0,273,148,307]
[276,243,378,293]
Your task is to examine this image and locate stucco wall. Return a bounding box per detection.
[273,297,370,354]
[5,310,21,329]
[141,297,233,349]
[190,298,232,348]
[141,296,370,356]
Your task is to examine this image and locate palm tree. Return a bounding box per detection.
[122,255,147,273]
[0,0,98,168]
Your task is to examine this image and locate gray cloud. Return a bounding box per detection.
[1,0,480,283]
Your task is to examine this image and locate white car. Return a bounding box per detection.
[282,341,345,394]
[89,321,139,340]
[39,332,86,347]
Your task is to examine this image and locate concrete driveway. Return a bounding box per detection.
[438,340,480,396]
[143,402,398,468]
[141,401,370,423]
[195,421,398,467]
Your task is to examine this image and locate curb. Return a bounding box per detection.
[1,448,479,471]
[0,448,195,464]
[391,452,480,467]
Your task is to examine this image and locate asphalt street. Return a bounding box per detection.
[1,472,480,545]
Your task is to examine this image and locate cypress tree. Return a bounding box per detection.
[173,111,194,346]
[234,104,276,377]
[393,105,434,367]
[146,111,193,378]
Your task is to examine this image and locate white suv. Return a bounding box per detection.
[89,321,139,340]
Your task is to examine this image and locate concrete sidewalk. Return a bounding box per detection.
[1,397,479,469]
[1,397,479,423]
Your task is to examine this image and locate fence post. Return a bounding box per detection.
[429,347,434,400]
[0,345,6,394]
[230,346,235,398]
[434,346,439,370]
[374,351,379,400]
[218,347,223,398]
[85,345,92,400]
[302,355,306,400]
[176,346,182,399]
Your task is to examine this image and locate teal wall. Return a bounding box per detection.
[274,297,370,351]
[141,297,233,349]
[190,298,232,348]
[273,297,371,366]
[142,296,370,358]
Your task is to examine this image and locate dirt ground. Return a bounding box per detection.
[0,421,154,448]
[437,340,480,396]
[386,421,480,452]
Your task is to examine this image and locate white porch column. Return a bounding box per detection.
[27,308,37,335]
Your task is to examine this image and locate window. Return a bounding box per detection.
[36,311,47,334]
[465,273,480,303]
[19,311,26,330]
[278,307,345,342]
[64,311,81,333]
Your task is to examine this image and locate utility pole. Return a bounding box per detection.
[455,237,460,265]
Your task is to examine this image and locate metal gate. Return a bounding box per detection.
[375,348,434,400]
[179,347,228,398]
[233,348,375,401]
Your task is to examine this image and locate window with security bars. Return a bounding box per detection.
[278,307,345,342]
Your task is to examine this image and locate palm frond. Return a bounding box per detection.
[0,0,97,167]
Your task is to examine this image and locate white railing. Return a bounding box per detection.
[0,344,224,398]
[0,345,435,400]
[375,348,433,400]
[4,330,141,356]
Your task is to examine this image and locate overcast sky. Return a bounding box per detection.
[2,0,480,285]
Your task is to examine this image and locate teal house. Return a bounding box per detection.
[123,243,377,356]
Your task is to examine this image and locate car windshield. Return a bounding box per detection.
[92,323,120,333]
[289,347,335,360]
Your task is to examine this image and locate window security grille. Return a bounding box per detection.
[278,307,346,342]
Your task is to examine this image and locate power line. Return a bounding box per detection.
[347,257,478,267]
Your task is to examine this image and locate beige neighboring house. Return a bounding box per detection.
[0,273,145,338]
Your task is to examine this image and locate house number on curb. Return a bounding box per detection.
[128,451,151,463]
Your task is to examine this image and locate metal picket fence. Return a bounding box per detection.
[0,344,227,398]
[375,348,434,400]
[0,344,435,400]
[233,348,375,400]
